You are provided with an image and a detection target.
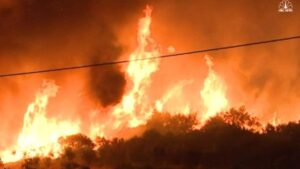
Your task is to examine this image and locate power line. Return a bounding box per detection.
[0,35,300,78]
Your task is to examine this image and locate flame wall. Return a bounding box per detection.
[0,0,300,160]
[144,0,300,122]
[0,0,147,151]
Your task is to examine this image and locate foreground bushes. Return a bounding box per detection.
[20,108,300,169]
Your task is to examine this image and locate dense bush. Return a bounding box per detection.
[8,108,300,169]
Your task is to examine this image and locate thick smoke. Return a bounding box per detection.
[0,0,155,103]
[147,0,300,122]
[0,0,146,149]
[89,66,126,107]
[0,0,148,107]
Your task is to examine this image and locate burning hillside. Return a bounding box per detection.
[1,6,231,162]
[0,0,300,168]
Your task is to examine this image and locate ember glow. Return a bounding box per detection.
[1,81,80,162]
[0,2,299,165]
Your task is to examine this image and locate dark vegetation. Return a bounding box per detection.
[5,108,300,169]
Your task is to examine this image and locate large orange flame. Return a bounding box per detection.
[1,6,232,163]
[155,80,193,116]
[113,6,160,128]
[200,55,228,123]
[1,81,80,163]
[89,6,161,138]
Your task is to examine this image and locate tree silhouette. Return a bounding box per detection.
[21,158,40,169]
[59,134,96,168]
[11,108,300,169]
[219,107,262,131]
[146,112,197,134]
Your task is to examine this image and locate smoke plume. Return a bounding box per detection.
[0,0,146,149]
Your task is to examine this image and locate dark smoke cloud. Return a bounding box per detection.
[83,23,126,107]
[90,66,126,107]
[0,0,147,106]
[0,0,147,149]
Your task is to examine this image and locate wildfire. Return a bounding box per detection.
[155,80,193,116]
[1,81,80,163]
[200,56,228,123]
[90,5,160,136]
[1,5,231,163]
[113,6,159,128]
